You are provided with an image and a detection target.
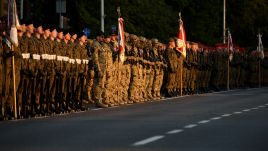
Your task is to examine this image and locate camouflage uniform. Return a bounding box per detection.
[92,40,109,107]
[165,47,178,96]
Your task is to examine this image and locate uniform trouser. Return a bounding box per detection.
[137,65,144,101]
[174,66,182,92]
[129,64,139,102]
[159,69,164,93]
[0,60,4,116]
[142,69,147,100]
[86,68,94,102]
[152,68,160,97]
[3,61,20,116]
[146,68,152,99]
[46,69,56,112]
[182,67,187,90]
[94,69,106,103]
[118,63,125,103]
[148,67,155,99]
[166,72,176,93]
[122,64,131,103]
[103,68,115,104]
[190,67,197,90]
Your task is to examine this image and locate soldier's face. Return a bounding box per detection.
[58,32,64,39]
[65,33,71,41]
[36,26,43,34]
[27,24,34,34]
[44,29,50,37]
[169,41,175,48]
[21,24,26,32]
[104,37,111,43]
[80,35,87,43]
[111,35,117,41]
[71,34,77,41]
[97,35,104,42]
[51,29,57,38]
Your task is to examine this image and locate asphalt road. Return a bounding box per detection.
[0,88,268,151]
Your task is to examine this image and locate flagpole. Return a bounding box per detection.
[117,6,120,104]
[12,45,17,119]
[178,12,183,96]
[258,33,261,88]
[227,29,230,91]
[10,0,19,119]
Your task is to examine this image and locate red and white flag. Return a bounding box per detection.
[177,20,186,57]
[118,17,125,62]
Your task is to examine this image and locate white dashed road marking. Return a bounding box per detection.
[252,107,259,110]
[132,135,165,146]
[234,112,242,114]
[198,120,210,124]
[221,114,232,117]
[243,109,251,112]
[211,117,222,120]
[259,105,265,108]
[166,129,184,134]
[184,124,198,129]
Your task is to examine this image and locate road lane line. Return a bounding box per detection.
[184,124,198,129]
[265,103,268,106]
[198,120,210,124]
[259,105,265,108]
[166,129,184,134]
[211,117,222,120]
[252,107,259,110]
[132,135,165,146]
[234,112,242,114]
[221,114,232,117]
[243,109,251,112]
[92,108,103,111]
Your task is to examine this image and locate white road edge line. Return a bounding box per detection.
[221,114,232,117]
[184,124,198,129]
[166,129,184,134]
[198,120,210,124]
[132,135,165,146]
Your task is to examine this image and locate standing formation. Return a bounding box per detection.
[0,19,266,121]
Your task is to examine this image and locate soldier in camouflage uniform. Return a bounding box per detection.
[121,33,132,104]
[128,34,140,103]
[86,39,95,104]
[92,32,109,108]
[165,38,178,96]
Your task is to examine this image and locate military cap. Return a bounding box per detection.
[104,32,110,38]
[168,37,175,42]
[25,19,34,26]
[77,31,86,38]
[43,25,50,31]
[151,38,158,43]
[96,30,104,36]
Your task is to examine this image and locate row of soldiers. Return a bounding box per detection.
[0,21,265,120]
[1,21,90,120]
